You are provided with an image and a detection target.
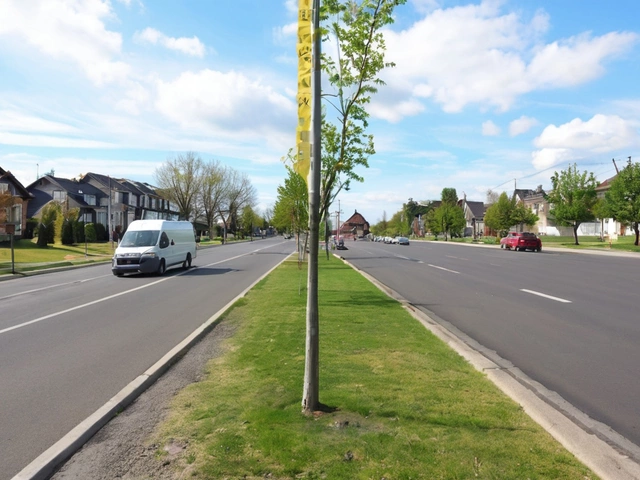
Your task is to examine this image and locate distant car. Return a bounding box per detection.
[396,236,410,245]
[500,232,542,252]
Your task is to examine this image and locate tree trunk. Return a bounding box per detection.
[302,1,322,415]
[573,224,580,245]
[634,222,639,246]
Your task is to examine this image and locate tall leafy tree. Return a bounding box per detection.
[545,164,598,245]
[429,188,465,240]
[604,160,640,245]
[154,152,204,221]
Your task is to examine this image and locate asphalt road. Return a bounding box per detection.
[0,238,295,480]
[337,239,640,460]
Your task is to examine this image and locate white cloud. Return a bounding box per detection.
[0,110,78,134]
[0,132,116,149]
[531,114,640,170]
[135,27,206,57]
[369,99,425,123]
[155,69,295,152]
[410,0,441,15]
[509,115,538,136]
[482,120,501,136]
[382,1,638,116]
[0,0,130,86]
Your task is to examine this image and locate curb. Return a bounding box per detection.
[12,253,291,480]
[337,253,640,480]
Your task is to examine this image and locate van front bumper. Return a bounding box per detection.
[112,254,160,275]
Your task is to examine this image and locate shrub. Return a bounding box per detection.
[94,222,107,241]
[61,220,75,245]
[75,221,85,243]
[37,224,48,247]
[24,218,38,239]
[85,223,97,242]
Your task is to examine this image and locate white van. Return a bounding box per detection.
[112,220,197,276]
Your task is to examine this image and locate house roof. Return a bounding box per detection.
[595,175,616,191]
[0,167,34,199]
[342,210,369,226]
[465,200,485,218]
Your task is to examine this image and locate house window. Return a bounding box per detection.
[0,183,8,193]
[53,190,65,202]
[84,194,96,206]
[97,211,107,227]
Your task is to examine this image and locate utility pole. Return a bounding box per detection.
[613,158,619,174]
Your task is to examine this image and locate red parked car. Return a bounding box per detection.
[500,232,542,252]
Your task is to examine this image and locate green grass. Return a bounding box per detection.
[537,235,640,252]
[0,239,114,273]
[151,257,596,479]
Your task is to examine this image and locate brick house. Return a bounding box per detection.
[0,167,34,239]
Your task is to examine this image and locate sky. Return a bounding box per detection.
[1,0,639,225]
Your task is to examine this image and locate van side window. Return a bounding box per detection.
[159,232,170,249]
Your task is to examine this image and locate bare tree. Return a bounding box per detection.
[154,152,204,221]
[217,168,257,243]
[199,160,225,239]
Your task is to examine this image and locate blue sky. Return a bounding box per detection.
[1,0,639,225]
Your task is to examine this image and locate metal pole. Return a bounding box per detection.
[10,232,15,274]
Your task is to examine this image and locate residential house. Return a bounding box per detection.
[0,167,34,239]
[339,210,370,239]
[26,172,181,240]
[595,175,626,238]
[26,175,107,227]
[458,198,485,238]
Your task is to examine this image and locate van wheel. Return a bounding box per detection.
[157,259,166,276]
[183,253,192,269]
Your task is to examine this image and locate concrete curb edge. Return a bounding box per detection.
[12,252,293,480]
[337,254,640,480]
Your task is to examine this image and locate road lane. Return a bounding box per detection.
[0,238,295,479]
[338,240,640,459]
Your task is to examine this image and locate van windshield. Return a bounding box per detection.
[120,230,160,247]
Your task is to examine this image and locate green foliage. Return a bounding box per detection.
[426,188,465,240]
[484,192,539,237]
[38,202,61,245]
[36,223,48,247]
[403,198,431,233]
[318,0,406,223]
[61,219,75,245]
[273,166,309,236]
[94,222,107,241]
[75,221,85,243]
[25,218,38,239]
[545,164,598,245]
[603,160,640,245]
[85,223,97,243]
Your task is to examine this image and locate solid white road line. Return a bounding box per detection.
[520,289,572,303]
[427,264,460,274]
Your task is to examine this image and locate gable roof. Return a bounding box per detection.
[465,200,485,218]
[0,167,34,199]
[342,210,369,226]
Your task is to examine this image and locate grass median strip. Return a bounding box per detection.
[152,256,596,479]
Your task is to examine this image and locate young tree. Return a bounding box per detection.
[273,166,309,242]
[301,0,406,414]
[154,152,204,221]
[604,159,640,245]
[545,164,598,245]
[318,0,406,235]
[483,192,538,237]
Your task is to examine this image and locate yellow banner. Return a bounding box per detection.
[295,0,312,183]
